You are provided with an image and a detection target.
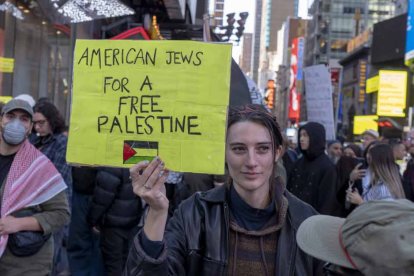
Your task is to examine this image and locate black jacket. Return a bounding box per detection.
[88,168,142,228]
[123,185,322,276]
[287,122,340,215]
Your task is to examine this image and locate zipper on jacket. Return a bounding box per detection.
[223,202,229,275]
[289,228,297,276]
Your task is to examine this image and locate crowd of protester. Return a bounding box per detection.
[0,95,412,275]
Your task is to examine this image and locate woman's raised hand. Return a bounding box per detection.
[130,157,170,241]
[130,157,170,212]
[349,163,366,181]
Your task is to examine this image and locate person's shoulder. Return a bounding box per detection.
[176,185,226,214]
[285,191,318,227]
[54,133,68,143]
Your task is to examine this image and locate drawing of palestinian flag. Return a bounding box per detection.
[123,141,159,164]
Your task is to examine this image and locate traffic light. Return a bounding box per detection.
[220,13,235,41]
[226,13,236,26]
[235,12,249,41]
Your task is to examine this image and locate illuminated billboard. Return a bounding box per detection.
[377,70,407,117]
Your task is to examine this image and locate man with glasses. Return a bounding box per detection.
[360,129,379,150]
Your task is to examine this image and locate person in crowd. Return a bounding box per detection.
[287,122,339,215]
[0,99,70,275]
[389,138,407,167]
[403,146,414,201]
[347,143,405,205]
[335,156,362,217]
[30,100,72,275]
[172,173,225,213]
[67,166,105,276]
[31,101,72,195]
[360,129,379,150]
[14,94,35,107]
[297,199,414,275]
[88,168,143,276]
[342,143,362,158]
[326,140,342,164]
[124,104,322,275]
[281,134,298,177]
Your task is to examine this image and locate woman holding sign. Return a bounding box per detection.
[124,104,322,275]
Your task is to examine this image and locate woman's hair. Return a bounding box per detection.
[368,143,405,198]
[226,104,284,192]
[344,143,362,158]
[33,101,66,134]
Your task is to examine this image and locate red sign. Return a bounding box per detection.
[288,38,301,122]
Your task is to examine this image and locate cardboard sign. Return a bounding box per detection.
[304,64,335,140]
[67,40,232,174]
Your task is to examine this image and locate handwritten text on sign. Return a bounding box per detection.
[304,64,335,140]
[67,40,232,174]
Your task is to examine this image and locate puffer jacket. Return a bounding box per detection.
[88,168,143,228]
[123,185,322,275]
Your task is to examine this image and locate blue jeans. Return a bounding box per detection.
[67,191,105,276]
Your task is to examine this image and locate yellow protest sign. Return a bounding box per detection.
[0,96,12,103]
[353,115,378,135]
[0,57,14,73]
[366,75,378,94]
[377,70,407,117]
[67,40,232,174]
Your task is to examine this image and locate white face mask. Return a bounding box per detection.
[2,119,27,145]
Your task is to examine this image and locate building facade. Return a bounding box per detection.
[305,0,396,66]
[239,33,253,76]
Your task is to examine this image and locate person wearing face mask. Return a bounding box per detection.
[29,101,72,276]
[0,99,70,275]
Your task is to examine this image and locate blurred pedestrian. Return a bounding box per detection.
[343,143,362,159]
[347,143,405,205]
[31,101,72,275]
[360,129,379,150]
[327,140,342,164]
[287,122,339,215]
[88,168,143,276]
[67,167,105,276]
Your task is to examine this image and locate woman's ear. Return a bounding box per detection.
[274,145,283,162]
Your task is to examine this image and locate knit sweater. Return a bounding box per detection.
[226,186,289,276]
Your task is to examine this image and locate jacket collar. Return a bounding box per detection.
[198,183,316,231]
[198,184,227,203]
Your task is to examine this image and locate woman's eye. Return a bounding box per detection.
[232,147,246,154]
[257,146,270,153]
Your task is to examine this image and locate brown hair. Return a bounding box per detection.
[368,144,405,198]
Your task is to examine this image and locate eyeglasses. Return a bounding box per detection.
[33,119,46,126]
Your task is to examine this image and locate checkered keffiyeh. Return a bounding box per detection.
[0,140,67,257]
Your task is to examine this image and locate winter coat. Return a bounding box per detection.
[123,185,322,276]
[88,168,142,228]
[287,122,340,215]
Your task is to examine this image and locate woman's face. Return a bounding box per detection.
[343,147,356,158]
[226,121,281,197]
[33,112,52,136]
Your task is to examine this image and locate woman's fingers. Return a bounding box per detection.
[144,160,165,189]
[152,169,169,191]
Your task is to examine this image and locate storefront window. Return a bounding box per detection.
[1,1,71,120]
